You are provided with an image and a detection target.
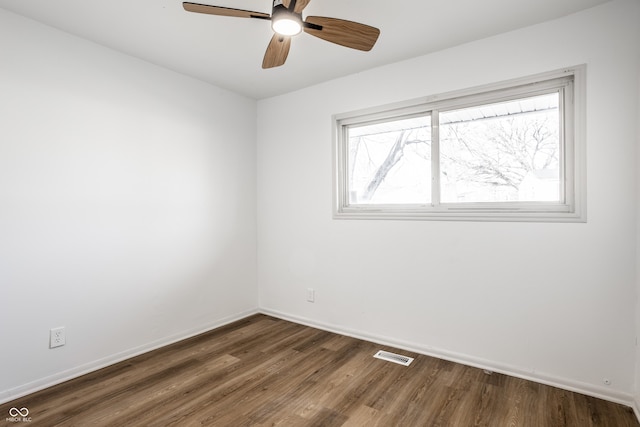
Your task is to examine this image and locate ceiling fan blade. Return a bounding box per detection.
[304,16,380,51]
[282,0,311,14]
[183,2,270,19]
[262,34,292,69]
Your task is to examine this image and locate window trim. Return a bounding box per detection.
[332,66,586,222]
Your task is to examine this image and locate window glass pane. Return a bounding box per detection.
[439,93,560,203]
[348,115,431,204]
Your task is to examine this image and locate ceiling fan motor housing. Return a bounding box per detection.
[271,0,303,36]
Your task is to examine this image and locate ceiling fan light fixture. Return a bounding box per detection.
[272,14,302,36]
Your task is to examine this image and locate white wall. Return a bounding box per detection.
[0,9,257,402]
[257,0,640,404]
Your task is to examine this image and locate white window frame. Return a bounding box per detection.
[333,66,586,222]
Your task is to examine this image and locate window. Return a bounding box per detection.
[333,67,586,222]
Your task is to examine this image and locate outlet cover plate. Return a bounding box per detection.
[50,327,65,348]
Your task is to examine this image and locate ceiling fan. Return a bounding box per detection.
[182,0,380,69]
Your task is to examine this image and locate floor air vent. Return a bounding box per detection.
[373,350,414,366]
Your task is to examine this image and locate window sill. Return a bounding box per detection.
[334,205,586,223]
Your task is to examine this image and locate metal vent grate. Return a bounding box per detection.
[373,350,414,366]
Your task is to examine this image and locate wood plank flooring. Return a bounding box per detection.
[2,314,638,426]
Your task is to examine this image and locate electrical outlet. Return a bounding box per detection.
[50,327,65,348]
[307,288,315,303]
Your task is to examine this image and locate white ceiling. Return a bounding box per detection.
[0,0,611,99]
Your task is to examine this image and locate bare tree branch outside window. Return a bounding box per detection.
[348,93,560,204]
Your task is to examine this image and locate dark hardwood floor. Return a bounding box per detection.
[2,314,638,426]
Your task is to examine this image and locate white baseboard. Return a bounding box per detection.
[633,398,640,424]
[259,307,636,409]
[0,308,259,405]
